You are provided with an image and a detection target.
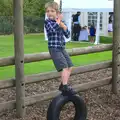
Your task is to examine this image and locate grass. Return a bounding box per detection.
[0,34,112,80]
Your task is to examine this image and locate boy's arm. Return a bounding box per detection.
[59,22,70,38]
[44,20,60,33]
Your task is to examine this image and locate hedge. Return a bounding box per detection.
[0,16,44,35]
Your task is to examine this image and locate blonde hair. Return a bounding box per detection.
[45,1,59,12]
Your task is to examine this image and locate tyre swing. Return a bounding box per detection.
[47,93,87,120]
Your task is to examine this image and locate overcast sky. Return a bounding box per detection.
[62,0,113,9]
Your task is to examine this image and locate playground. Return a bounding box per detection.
[0,0,120,120]
[0,34,120,120]
[0,67,120,120]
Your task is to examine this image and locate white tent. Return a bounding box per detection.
[45,0,113,44]
[62,0,113,44]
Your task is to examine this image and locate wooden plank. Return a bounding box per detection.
[13,0,25,117]
[0,77,112,112]
[0,61,112,89]
[25,77,112,106]
[74,77,112,92]
[67,44,112,56]
[0,100,15,113]
[0,44,112,67]
[112,0,120,94]
[0,56,14,67]
[0,78,15,89]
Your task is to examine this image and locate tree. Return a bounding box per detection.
[0,0,13,16]
[24,0,52,16]
[0,0,53,34]
[0,0,53,16]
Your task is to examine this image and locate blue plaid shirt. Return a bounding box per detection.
[44,19,70,48]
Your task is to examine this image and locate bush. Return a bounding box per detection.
[0,16,44,35]
[0,16,13,35]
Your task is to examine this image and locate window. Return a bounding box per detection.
[88,12,103,30]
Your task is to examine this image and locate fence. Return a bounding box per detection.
[0,44,113,113]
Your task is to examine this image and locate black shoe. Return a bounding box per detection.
[59,83,77,96]
[59,83,63,91]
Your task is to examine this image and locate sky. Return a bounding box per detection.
[54,0,113,12]
[62,0,113,9]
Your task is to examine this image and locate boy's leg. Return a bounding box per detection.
[60,68,69,85]
[49,48,70,85]
[68,67,73,77]
[60,67,73,85]
[62,49,74,77]
[59,67,77,95]
[59,49,76,95]
[49,48,76,95]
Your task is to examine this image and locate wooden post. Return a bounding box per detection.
[112,0,120,94]
[13,0,25,117]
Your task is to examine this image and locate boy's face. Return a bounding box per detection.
[46,7,57,20]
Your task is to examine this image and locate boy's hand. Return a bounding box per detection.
[58,13,63,21]
[56,13,67,31]
[56,13,63,24]
[56,17,61,24]
[59,22,67,31]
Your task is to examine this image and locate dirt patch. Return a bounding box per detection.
[0,68,120,120]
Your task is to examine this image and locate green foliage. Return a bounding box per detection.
[0,0,53,34]
[24,16,44,33]
[0,0,13,16]
[0,0,53,16]
[0,16,44,34]
[0,16,13,34]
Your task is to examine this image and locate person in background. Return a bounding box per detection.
[89,24,96,43]
[79,26,89,41]
[72,12,81,41]
[108,20,113,36]
[71,14,75,40]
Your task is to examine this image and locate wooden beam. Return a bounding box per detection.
[0,44,112,67]
[0,100,15,113]
[13,0,25,117]
[112,0,120,94]
[25,77,112,106]
[0,78,15,89]
[0,61,112,89]
[0,77,112,112]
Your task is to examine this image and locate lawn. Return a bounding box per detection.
[0,34,112,80]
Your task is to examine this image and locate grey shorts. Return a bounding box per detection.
[49,47,74,72]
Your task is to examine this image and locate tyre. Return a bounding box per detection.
[47,94,87,120]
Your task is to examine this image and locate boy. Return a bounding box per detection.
[44,1,76,95]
